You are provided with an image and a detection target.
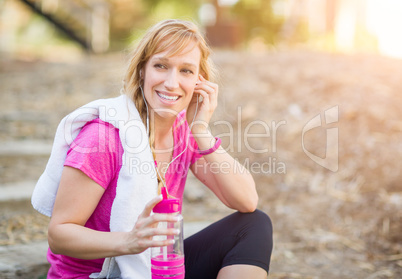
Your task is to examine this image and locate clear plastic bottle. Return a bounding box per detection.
[151,187,184,279]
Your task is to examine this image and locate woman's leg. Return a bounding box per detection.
[184,209,273,279]
[217,264,267,279]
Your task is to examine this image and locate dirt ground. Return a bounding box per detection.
[0,49,401,278]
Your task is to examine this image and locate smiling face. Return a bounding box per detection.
[142,41,201,121]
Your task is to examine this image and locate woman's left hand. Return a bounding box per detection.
[186,75,218,134]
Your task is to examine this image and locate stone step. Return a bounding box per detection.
[0,222,211,278]
[0,181,36,202]
[0,140,52,157]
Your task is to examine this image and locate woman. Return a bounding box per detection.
[33,19,273,278]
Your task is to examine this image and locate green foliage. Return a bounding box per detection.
[144,0,203,19]
[232,0,284,45]
[115,0,204,48]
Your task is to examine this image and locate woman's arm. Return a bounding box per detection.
[187,75,258,213]
[48,166,178,259]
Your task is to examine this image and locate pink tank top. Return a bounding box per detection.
[47,111,201,278]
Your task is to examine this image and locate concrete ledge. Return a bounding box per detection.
[0,141,52,157]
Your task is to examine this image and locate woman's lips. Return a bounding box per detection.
[156,91,180,102]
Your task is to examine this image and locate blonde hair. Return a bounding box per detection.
[122,19,216,186]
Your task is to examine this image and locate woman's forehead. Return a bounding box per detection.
[149,42,201,65]
[155,36,200,56]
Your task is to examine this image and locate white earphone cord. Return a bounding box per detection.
[140,85,199,193]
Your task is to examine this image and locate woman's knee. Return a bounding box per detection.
[233,209,273,263]
[249,210,273,254]
[252,209,273,234]
[236,209,273,234]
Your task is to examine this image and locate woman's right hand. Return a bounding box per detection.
[122,195,180,255]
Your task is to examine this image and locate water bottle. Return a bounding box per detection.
[151,187,184,279]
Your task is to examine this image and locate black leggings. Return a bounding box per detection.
[184,210,273,279]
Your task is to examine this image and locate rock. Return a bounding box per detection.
[0,241,49,279]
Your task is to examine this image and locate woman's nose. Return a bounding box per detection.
[164,70,179,89]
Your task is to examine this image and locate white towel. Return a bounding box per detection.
[32,94,157,279]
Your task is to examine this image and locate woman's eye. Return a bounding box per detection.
[181,69,194,74]
[154,64,166,69]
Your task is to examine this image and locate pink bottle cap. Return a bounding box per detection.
[153,187,180,213]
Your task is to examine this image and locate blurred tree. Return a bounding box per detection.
[231,0,284,46]
[107,0,147,49]
[204,0,243,48]
[276,0,309,46]
[2,0,208,54]
[111,0,204,48]
[143,0,203,20]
